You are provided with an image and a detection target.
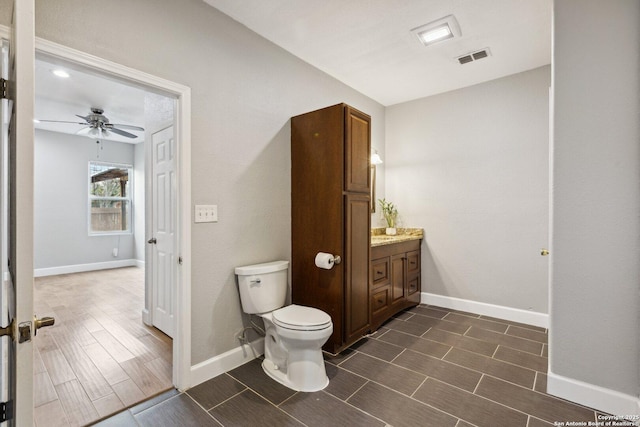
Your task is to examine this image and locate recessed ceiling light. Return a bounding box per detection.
[52,69,70,78]
[411,15,461,47]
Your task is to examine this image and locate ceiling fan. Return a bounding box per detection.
[38,107,144,139]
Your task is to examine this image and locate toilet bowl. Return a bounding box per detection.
[260,305,332,391]
[235,261,333,392]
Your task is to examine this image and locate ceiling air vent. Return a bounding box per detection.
[458,55,473,64]
[457,48,491,65]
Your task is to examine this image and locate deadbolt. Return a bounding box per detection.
[148,237,157,244]
[541,249,550,256]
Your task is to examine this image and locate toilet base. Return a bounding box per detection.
[262,358,329,392]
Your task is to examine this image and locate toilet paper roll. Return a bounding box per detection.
[315,252,335,270]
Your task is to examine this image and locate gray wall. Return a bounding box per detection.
[34,129,136,269]
[551,0,640,398]
[385,66,550,313]
[6,0,385,365]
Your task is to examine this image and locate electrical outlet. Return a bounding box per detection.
[195,205,218,223]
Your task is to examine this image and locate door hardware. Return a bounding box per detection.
[0,400,13,423]
[148,237,157,244]
[541,249,550,256]
[16,316,55,343]
[0,318,14,340]
[18,321,31,343]
[34,315,55,335]
[0,78,9,100]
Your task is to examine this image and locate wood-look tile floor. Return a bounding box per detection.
[95,304,607,427]
[33,267,173,427]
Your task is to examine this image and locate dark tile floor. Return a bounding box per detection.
[92,305,603,427]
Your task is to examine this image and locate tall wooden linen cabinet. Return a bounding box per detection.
[291,103,371,354]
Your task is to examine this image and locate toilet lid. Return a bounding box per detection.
[272,305,332,331]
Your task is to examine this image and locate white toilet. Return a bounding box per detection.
[235,260,333,392]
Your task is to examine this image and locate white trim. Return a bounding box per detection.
[547,370,640,417]
[190,339,265,387]
[25,34,192,391]
[34,259,138,277]
[136,260,145,268]
[421,292,549,328]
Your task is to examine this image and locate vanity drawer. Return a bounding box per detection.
[407,250,420,275]
[408,276,420,295]
[371,287,390,315]
[372,258,390,287]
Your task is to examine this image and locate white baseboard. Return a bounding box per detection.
[136,260,145,268]
[421,292,549,328]
[34,259,139,277]
[190,338,265,388]
[547,371,640,417]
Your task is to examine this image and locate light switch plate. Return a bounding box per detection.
[195,205,218,223]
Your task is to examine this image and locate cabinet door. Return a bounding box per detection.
[344,193,371,343]
[291,105,345,353]
[344,106,371,193]
[390,254,406,306]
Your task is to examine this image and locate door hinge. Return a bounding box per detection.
[0,399,14,423]
[0,318,14,340]
[0,78,8,100]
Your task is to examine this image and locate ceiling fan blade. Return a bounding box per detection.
[76,114,91,121]
[108,127,138,139]
[109,123,145,131]
[38,119,88,125]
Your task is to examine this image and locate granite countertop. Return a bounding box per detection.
[371,228,424,247]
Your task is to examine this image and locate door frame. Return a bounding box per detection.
[0,25,193,391]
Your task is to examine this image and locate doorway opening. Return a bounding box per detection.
[31,45,187,425]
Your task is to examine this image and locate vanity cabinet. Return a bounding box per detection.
[291,103,371,354]
[370,240,421,330]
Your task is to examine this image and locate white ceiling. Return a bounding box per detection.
[35,57,147,143]
[34,0,552,141]
[204,0,552,106]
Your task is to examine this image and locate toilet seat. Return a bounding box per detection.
[272,304,332,331]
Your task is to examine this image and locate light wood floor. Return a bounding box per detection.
[33,267,173,427]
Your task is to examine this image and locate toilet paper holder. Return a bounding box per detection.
[331,255,342,265]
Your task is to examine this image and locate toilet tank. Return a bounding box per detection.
[235,260,289,314]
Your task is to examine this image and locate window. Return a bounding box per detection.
[89,162,133,235]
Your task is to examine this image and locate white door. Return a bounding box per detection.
[0,1,36,426]
[150,126,176,337]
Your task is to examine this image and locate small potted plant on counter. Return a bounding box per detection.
[378,198,398,235]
